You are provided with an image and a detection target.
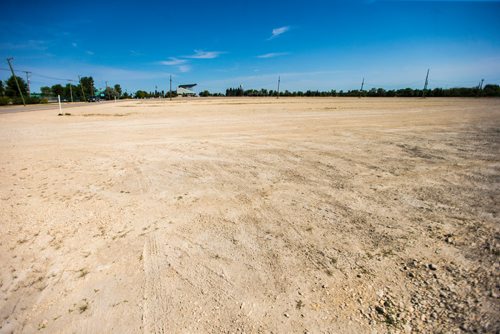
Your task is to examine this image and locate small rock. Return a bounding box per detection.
[375,306,385,315]
[284,313,290,318]
[428,263,437,271]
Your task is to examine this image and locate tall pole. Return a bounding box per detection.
[105,81,109,100]
[6,57,25,106]
[78,75,86,102]
[68,80,73,102]
[24,71,31,97]
[277,76,280,99]
[477,78,485,97]
[359,77,364,98]
[422,69,430,98]
[169,75,172,101]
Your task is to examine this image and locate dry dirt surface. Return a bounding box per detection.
[0,97,499,333]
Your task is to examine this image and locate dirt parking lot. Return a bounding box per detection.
[0,97,499,333]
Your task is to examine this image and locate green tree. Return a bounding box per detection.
[5,75,28,98]
[0,80,4,96]
[114,84,122,97]
[51,84,64,97]
[63,84,79,101]
[40,86,52,97]
[79,76,95,97]
[135,90,149,99]
[483,84,500,97]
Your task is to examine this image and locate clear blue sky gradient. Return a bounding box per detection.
[1,0,499,93]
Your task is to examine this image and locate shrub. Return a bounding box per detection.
[26,97,41,104]
[0,97,10,106]
[12,97,25,105]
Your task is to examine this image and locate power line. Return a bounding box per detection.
[0,67,75,82]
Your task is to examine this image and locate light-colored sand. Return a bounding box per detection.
[0,97,499,333]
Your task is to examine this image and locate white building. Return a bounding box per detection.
[177,84,197,96]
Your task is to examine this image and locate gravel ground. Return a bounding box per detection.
[0,97,499,333]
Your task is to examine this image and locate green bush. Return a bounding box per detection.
[40,98,48,104]
[0,97,11,105]
[12,97,25,105]
[26,97,41,104]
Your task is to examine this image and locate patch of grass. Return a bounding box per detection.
[296,300,305,309]
[78,268,89,278]
[79,303,88,314]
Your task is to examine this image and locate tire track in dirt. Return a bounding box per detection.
[142,234,168,334]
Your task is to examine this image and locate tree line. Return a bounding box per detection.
[1,75,499,106]
[39,77,125,101]
[134,90,178,99]
[0,75,127,105]
[223,85,500,97]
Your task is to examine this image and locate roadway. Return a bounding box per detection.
[0,100,123,114]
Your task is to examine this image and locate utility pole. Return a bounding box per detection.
[105,81,109,100]
[359,77,364,98]
[477,78,485,97]
[422,69,430,98]
[277,76,281,99]
[68,80,74,102]
[78,75,86,101]
[6,57,25,106]
[169,75,172,101]
[23,71,31,97]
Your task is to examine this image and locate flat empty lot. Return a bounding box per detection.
[0,97,499,333]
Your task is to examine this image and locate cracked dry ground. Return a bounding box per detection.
[0,97,499,333]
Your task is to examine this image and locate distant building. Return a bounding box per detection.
[177,84,197,96]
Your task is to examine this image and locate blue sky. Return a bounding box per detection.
[1,0,499,93]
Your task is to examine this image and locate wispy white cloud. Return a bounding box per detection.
[129,50,144,56]
[185,50,224,59]
[178,65,191,73]
[268,26,290,40]
[85,50,94,55]
[71,42,78,47]
[0,40,48,51]
[160,57,188,66]
[257,52,290,59]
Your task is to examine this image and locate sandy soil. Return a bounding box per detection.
[0,97,499,333]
